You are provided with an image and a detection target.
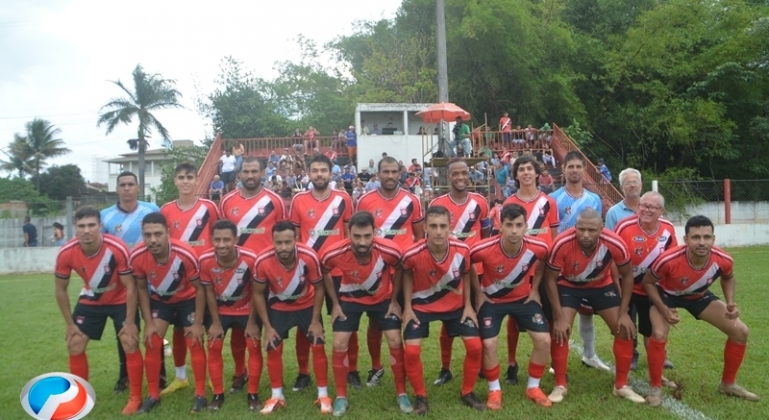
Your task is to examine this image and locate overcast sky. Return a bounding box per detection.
[0,0,403,182]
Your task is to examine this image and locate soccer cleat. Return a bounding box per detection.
[230,371,248,393]
[248,393,263,411]
[332,397,349,417]
[718,383,759,401]
[366,368,385,387]
[260,397,286,414]
[486,390,502,410]
[460,392,487,411]
[292,373,311,392]
[506,364,519,385]
[347,371,363,390]
[526,387,553,407]
[191,395,208,413]
[208,393,224,411]
[397,395,413,414]
[664,358,674,369]
[160,378,189,396]
[114,376,128,395]
[646,387,663,407]
[661,376,678,389]
[160,374,168,391]
[136,397,160,414]
[121,396,142,415]
[613,385,646,403]
[548,385,568,403]
[433,368,453,386]
[315,396,333,414]
[414,396,429,416]
[582,355,611,372]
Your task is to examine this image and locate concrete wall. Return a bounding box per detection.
[0,217,68,248]
[666,201,769,225]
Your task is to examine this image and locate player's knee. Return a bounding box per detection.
[482,337,498,353]
[384,331,402,348]
[332,336,349,352]
[531,332,551,351]
[67,337,87,355]
[119,336,137,353]
[650,328,668,342]
[730,323,749,344]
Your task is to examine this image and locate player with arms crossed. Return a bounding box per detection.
[401,205,486,415]
[130,213,208,414]
[54,206,144,415]
[471,204,552,409]
[252,222,331,414]
[642,215,758,406]
[429,157,489,386]
[355,156,425,387]
[323,211,412,416]
[543,208,644,404]
[199,219,263,411]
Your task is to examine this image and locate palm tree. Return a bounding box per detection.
[97,64,184,197]
[0,134,34,177]
[18,119,71,191]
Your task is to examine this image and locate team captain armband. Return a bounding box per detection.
[480,218,491,230]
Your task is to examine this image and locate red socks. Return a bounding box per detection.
[483,364,500,383]
[207,339,225,394]
[404,344,426,397]
[462,337,482,395]
[187,338,207,396]
[528,362,546,381]
[389,346,407,395]
[172,327,186,367]
[267,342,284,388]
[145,334,164,399]
[613,337,633,389]
[312,344,328,388]
[551,339,569,387]
[439,324,454,370]
[69,352,88,381]
[332,350,349,398]
[230,327,247,376]
[348,331,359,373]
[722,339,747,384]
[125,349,143,399]
[246,338,263,394]
[295,332,311,375]
[368,325,383,370]
[507,318,520,366]
[647,337,666,387]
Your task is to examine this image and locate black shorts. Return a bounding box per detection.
[325,276,342,316]
[333,300,401,332]
[403,308,480,340]
[220,171,234,184]
[556,283,621,313]
[205,314,259,334]
[72,303,128,340]
[150,298,197,327]
[659,287,719,319]
[630,293,652,338]
[267,306,324,347]
[211,192,221,201]
[478,298,550,339]
[538,283,553,321]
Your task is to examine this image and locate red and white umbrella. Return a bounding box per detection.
[416,102,471,124]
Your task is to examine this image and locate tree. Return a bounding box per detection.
[0,135,34,177]
[33,164,87,201]
[13,119,71,192]
[98,64,184,198]
[149,142,210,207]
[0,177,59,216]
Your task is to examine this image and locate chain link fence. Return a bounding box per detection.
[656,179,769,225]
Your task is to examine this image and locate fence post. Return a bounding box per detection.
[724,179,731,225]
[652,180,658,192]
[66,196,73,239]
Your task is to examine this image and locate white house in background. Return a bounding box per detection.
[103,140,193,192]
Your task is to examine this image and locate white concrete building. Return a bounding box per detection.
[103,140,193,192]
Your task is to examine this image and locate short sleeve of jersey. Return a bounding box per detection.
[531,238,549,261]
[457,242,471,275]
[299,246,324,283]
[547,195,560,228]
[412,196,425,224]
[546,233,569,271]
[129,248,147,279]
[253,257,269,284]
[321,241,345,273]
[111,239,132,275]
[401,241,423,271]
[180,248,201,282]
[288,196,303,227]
[603,230,630,266]
[199,254,215,284]
[54,247,74,279]
[650,248,675,279]
[715,247,734,278]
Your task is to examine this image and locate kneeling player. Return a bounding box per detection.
[471,204,552,409]
[252,221,331,414]
[401,206,486,415]
[642,215,758,406]
[200,219,263,411]
[323,211,412,416]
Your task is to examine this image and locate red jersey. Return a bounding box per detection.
[199,246,258,316]
[503,191,559,246]
[430,192,489,274]
[356,188,424,252]
[55,234,132,306]
[471,236,548,303]
[547,228,630,289]
[322,237,401,305]
[220,188,287,252]
[161,198,221,256]
[489,205,502,231]
[130,238,200,303]
[614,216,678,295]
[499,116,512,133]
[253,243,322,312]
[402,239,471,314]
[650,245,734,298]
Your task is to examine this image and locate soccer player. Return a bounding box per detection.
[100,171,161,394]
[642,215,758,406]
[54,206,144,415]
[199,219,263,411]
[501,155,560,384]
[289,154,357,391]
[252,221,331,414]
[550,151,609,371]
[356,156,425,387]
[543,208,644,404]
[471,204,552,409]
[322,211,412,416]
[130,213,208,414]
[401,205,485,415]
[429,157,489,386]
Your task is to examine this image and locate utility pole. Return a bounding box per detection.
[436,0,449,103]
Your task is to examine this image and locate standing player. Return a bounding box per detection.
[289,154,357,391]
[54,206,144,415]
[252,222,331,414]
[471,204,552,409]
[642,216,758,406]
[550,151,609,371]
[130,213,208,414]
[356,156,425,387]
[401,206,486,415]
[429,157,489,386]
[100,171,161,394]
[322,212,412,416]
[200,219,263,411]
[501,155,559,384]
[543,208,644,404]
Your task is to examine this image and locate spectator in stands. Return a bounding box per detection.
[279,148,293,170]
[341,166,355,194]
[285,171,297,192]
[269,149,280,166]
[232,142,245,171]
[352,179,365,201]
[417,126,427,135]
[331,160,341,181]
[488,199,503,236]
[332,128,347,152]
[301,171,310,190]
[360,121,370,136]
[358,168,372,183]
[539,123,552,145]
[280,179,293,199]
[490,153,500,167]
[513,125,525,149]
[219,148,237,193]
[52,222,66,246]
[422,163,432,188]
[525,124,537,146]
[365,174,379,192]
[209,174,224,202]
[408,158,419,173]
[522,147,532,156]
[598,158,613,184]
[542,146,556,167]
[499,112,513,145]
[506,173,518,196]
[539,168,555,193]
[292,128,304,151]
[346,126,357,163]
[450,116,472,157]
[371,123,380,135]
[366,158,376,173]
[495,162,509,199]
[304,125,319,152]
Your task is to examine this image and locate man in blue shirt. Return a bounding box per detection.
[605,168,641,230]
[341,166,355,194]
[346,126,357,164]
[22,216,38,247]
[494,163,509,198]
[331,161,341,182]
[209,175,224,201]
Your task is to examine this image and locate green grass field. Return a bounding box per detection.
[1,247,767,420]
